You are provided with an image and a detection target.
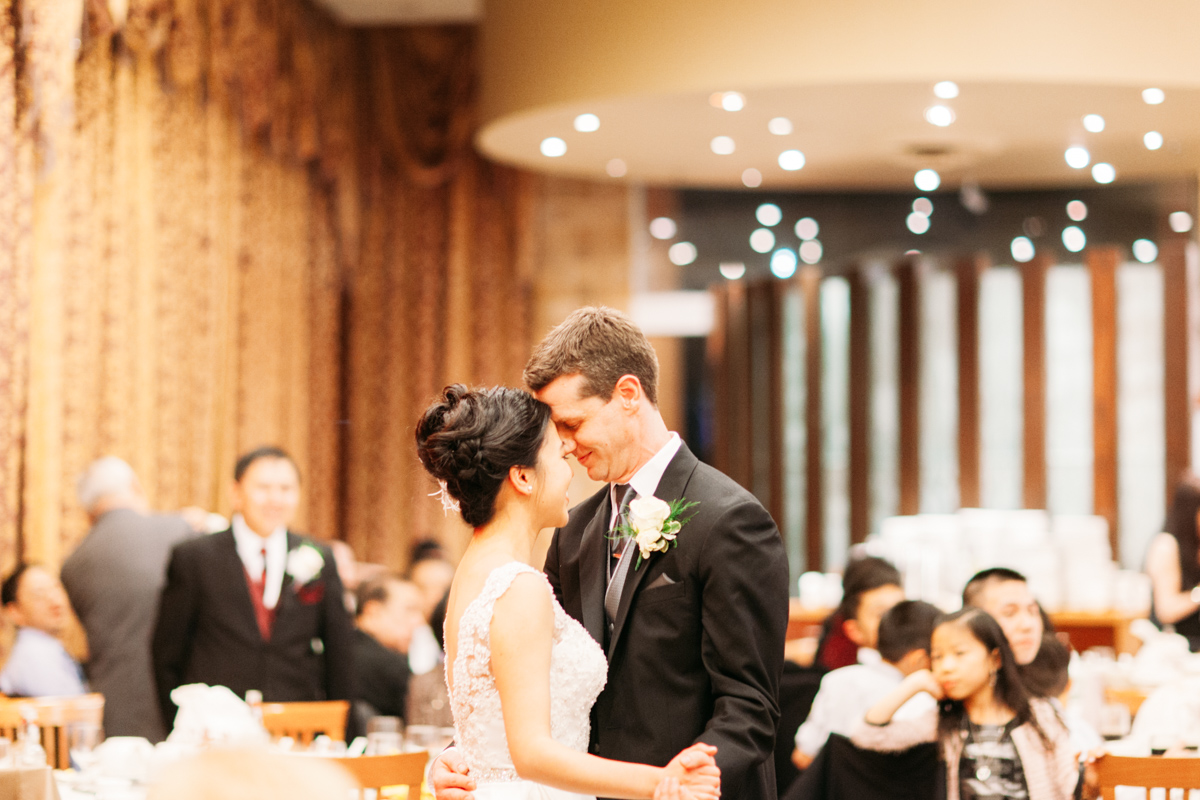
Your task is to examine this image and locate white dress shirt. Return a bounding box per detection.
[231,513,288,610]
[794,651,936,756]
[609,432,683,526]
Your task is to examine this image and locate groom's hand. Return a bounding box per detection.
[430,747,476,800]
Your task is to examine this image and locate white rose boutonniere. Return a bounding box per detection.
[286,543,325,586]
[613,495,699,568]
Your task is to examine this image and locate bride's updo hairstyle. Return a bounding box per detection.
[415,384,553,528]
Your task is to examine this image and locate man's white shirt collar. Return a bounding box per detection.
[231,514,288,610]
[610,432,683,524]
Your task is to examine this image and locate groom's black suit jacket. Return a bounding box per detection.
[151,529,355,727]
[545,442,789,800]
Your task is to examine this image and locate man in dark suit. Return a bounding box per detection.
[152,446,354,729]
[434,307,789,800]
[353,574,424,721]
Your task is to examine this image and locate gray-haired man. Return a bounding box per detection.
[61,457,199,741]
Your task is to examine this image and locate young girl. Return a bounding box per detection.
[852,608,1078,800]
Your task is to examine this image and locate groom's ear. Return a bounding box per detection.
[614,374,642,410]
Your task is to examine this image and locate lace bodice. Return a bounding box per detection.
[448,562,608,783]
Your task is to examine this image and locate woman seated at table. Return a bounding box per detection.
[1145,476,1200,651]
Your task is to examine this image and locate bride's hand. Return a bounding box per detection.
[662,744,720,800]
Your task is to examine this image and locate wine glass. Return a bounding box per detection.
[67,722,103,787]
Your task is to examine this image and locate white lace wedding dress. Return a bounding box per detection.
[449,562,609,800]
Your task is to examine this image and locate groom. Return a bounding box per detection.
[434,307,789,799]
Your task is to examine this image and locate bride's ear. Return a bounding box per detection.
[507,464,535,497]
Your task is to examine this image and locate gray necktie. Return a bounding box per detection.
[604,486,636,629]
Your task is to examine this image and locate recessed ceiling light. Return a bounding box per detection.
[1066,200,1087,221]
[794,217,819,241]
[756,204,783,227]
[1142,87,1165,105]
[1169,211,1194,233]
[741,168,763,188]
[711,136,736,155]
[770,249,798,278]
[648,217,677,240]
[719,262,746,280]
[1082,114,1105,133]
[798,240,823,265]
[768,117,793,136]
[606,158,627,178]
[1062,226,1086,252]
[540,137,567,158]
[749,228,775,253]
[778,150,805,171]
[912,197,933,216]
[720,92,745,112]
[1091,162,1116,184]
[1011,237,1035,263]
[668,242,698,266]
[1064,146,1090,169]
[914,169,940,191]
[1132,239,1158,264]
[906,212,930,234]
[573,113,600,132]
[933,81,959,99]
[1144,131,1163,150]
[924,105,955,127]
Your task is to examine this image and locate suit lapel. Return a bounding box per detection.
[578,497,610,645]
[216,529,268,643]
[607,443,699,655]
[273,532,300,630]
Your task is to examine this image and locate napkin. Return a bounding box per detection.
[167,684,270,746]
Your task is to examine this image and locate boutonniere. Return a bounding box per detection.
[613,495,699,568]
[285,543,325,586]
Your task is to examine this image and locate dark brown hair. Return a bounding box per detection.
[523,307,660,406]
[415,385,552,528]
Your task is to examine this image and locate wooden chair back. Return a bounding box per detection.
[1095,754,1200,800]
[321,751,428,797]
[261,700,349,744]
[0,693,105,769]
[1104,686,1147,718]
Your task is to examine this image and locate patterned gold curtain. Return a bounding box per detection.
[0,0,536,573]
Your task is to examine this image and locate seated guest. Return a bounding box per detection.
[0,565,86,697]
[152,446,354,729]
[793,600,940,770]
[813,556,904,672]
[962,567,1045,666]
[61,456,197,741]
[406,542,454,676]
[1146,477,1200,650]
[354,575,424,720]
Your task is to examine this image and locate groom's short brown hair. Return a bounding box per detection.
[524,306,659,406]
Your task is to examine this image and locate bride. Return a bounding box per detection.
[416,385,721,800]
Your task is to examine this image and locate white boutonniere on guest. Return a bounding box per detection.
[614,495,699,568]
[285,543,325,586]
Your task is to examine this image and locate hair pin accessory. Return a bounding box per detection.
[430,480,461,515]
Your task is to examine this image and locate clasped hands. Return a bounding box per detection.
[429,744,721,800]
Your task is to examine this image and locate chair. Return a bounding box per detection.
[1094,754,1200,800]
[320,751,428,798]
[262,700,350,744]
[1104,686,1147,718]
[0,693,105,768]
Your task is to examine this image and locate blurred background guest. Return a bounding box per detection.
[962,567,1045,666]
[147,749,357,800]
[353,574,424,723]
[61,456,198,741]
[0,564,85,697]
[813,556,904,672]
[1146,476,1200,651]
[152,446,354,729]
[405,539,454,676]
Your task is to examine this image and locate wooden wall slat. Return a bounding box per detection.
[848,267,871,543]
[708,285,731,476]
[727,281,753,489]
[1022,256,1050,510]
[800,265,823,570]
[1088,247,1120,557]
[896,257,922,516]
[768,281,786,534]
[1162,239,1191,499]
[956,255,986,508]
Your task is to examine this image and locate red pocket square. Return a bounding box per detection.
[296,581,325,605]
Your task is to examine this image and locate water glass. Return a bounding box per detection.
[404,724,439,753]
[366,716,403,755]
